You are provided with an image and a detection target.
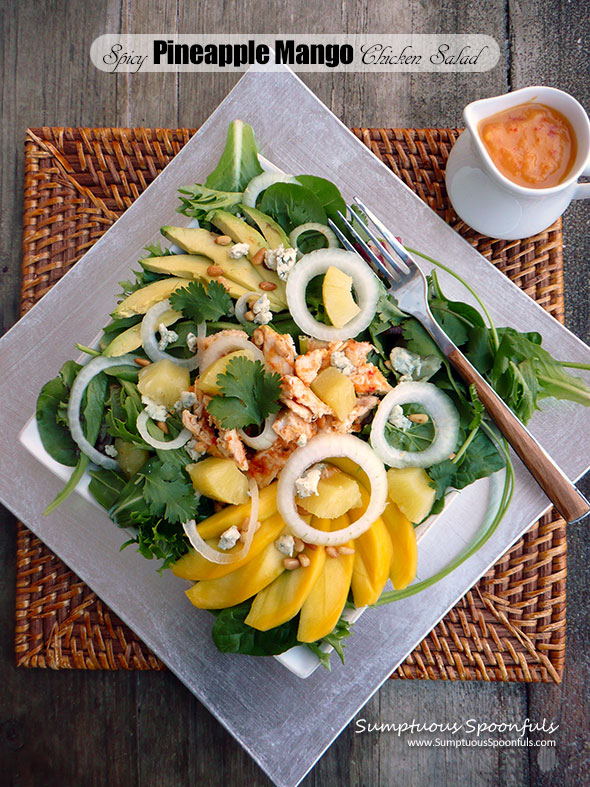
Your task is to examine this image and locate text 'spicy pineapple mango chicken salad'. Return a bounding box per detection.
[36,121,590,667]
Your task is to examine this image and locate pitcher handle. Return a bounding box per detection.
[573,158,590,199]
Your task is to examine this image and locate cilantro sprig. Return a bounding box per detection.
[169,280,233,323]
[206,357,282,430]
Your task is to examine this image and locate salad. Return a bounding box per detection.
[36,121,590,669]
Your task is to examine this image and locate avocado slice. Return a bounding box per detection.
[103,308,180,356]
[240,205,290,249]
[140,254,250,301]
[210,210,268,257]
[161,226,287,309]
[112,277,192,319]
[161,226,264,293]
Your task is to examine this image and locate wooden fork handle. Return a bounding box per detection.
[448,348,590,524]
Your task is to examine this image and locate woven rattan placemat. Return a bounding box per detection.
[15,126,566,682]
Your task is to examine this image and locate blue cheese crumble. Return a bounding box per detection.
[330,350,355,376]
[295,463,325,498]
[275,534,295,557]
[218,525,241,550]
[185,439,203,462]
[252,293,272,325]
[157,323,178,351]
[388,404,411,431]
[229,242,249,259]
[186,331,198,353]
[264,245,297,280]
[104,444,118,458]
[141,395,168,422]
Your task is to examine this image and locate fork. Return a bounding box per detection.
[329,198,590,524]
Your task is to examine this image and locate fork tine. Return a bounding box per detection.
[326,218,356,253]
[334,211,401,283]
[350,202,411,276]
[353,198,412,273]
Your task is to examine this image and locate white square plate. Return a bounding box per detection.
[2,65,590,786]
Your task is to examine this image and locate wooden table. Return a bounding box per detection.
[1,2,589,785]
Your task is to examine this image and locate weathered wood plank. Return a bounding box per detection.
[509,2,590,784]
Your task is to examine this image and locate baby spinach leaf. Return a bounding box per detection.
[36,372,79,467]
[88,468,128,509]
[212,601,300,656]
[258,182,326,233]
[295,174,346,220]
[205,120,263,192]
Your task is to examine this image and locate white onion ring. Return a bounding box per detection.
[67,354,138,469]
[238,413,278,450]
[136,409,192,450]
[234,291,260,326]
[141,299,202,370]
[289,222,339,259]
[276,433,388,546]
[182,477,260,564]
[370,382,460,468]
[286,248,380,341]
[199,333,265,372]
[242,172,298,208]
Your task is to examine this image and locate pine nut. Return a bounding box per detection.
[296,505,309,516]
[293,537,305,553]
[304,542,317,551]
[245,310,255,322]
[338,546,355,555]
[134,357,151,367]
[298,553,311,567]
[283,557,300,570]
[157,421,168,434]
[409,413,429,424]
[217,276,231,290]
[207,265,223,277]
[252,248,266,266]
[259,281,277,291]
[448,452,456,460]
[214,235,232,245]
[326,546,339,559]
[252,330,263,346]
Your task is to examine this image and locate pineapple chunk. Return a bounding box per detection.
[387,467,436,523]
[113,439,149,478]
[297,470,362,519]
[311,367,357,421]
[322,265,361,328]
[187,458,249,504]
[198,349,255,395]
[381,501,418,590]
[137,359,190,408]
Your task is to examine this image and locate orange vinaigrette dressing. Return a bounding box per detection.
[478,102,577,189]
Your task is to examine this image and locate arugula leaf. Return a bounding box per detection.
[36,361,82,467]
[138,459,200,524]
[205,120,263,192]
[258,182,327,233]
[305,618,352,669]
[207,357,282,429]
[177,183,243,221]
[143,241,174,258]
[169,280,232,323]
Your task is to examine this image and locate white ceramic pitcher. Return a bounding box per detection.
[445,86,590,239]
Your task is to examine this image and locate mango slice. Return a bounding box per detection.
[185,540,285,609]
[297,516,355,643]
[381,501,418,590]
[187,458,249,505]
[172,512,285,581]
[196,483,278,539]
[387,466,436,524]
[245,539,326,631]
[349,489,393,606]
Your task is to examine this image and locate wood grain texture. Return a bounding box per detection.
[0,1,588,786]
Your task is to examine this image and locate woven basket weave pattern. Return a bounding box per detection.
[16,126,566,681]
